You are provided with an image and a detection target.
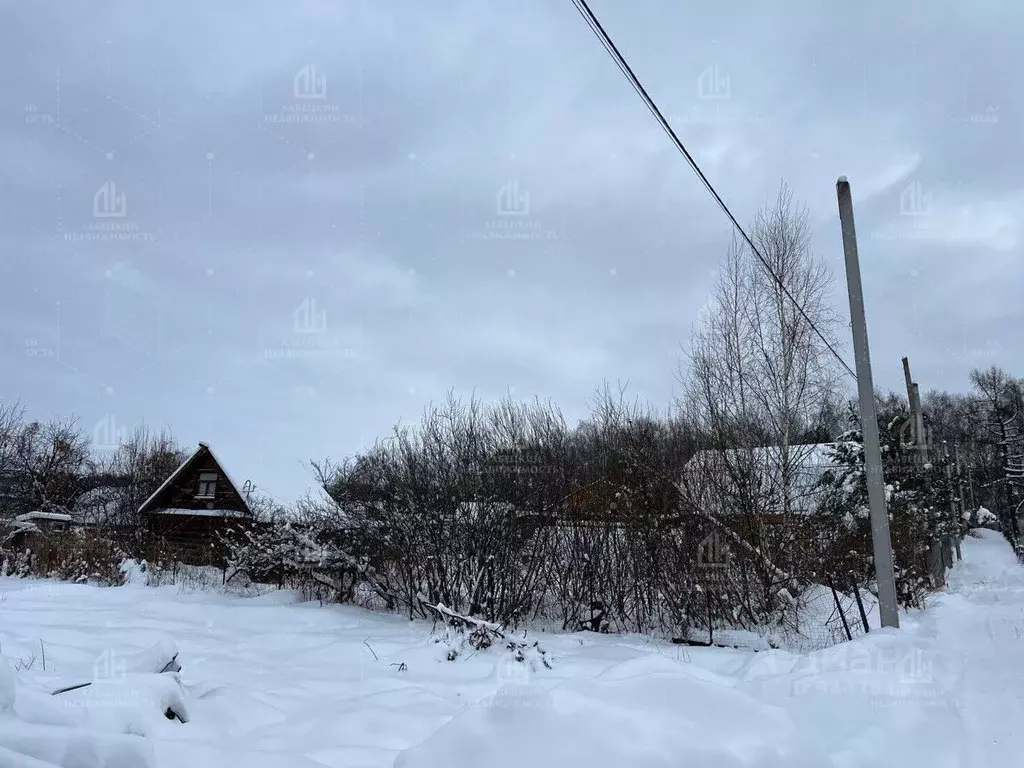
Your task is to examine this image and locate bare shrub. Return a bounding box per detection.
[2,530,125,586]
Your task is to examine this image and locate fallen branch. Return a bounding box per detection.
[420,600,505,637]
[363,640,378,661]
[420,599,507,652]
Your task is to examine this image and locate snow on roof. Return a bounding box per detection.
[15,511,73,523]
[149,507,248,518]
[137,443,252,516]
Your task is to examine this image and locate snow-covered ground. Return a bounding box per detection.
[2,530,1021,767]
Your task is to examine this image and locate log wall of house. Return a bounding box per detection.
[146,515,248,567]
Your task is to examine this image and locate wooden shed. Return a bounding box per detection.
[139,442,252,565]
[4,511,73,551]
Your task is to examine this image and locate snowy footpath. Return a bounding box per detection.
[1,529,1022,767]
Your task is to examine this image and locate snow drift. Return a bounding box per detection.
[394,654,828,768]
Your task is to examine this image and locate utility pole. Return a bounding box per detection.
[953,443,966,559]
[966,458,977,512]
[943,442,959,563]
[902,357,929,466]
[903,356,946,585]
[836,177,900,629]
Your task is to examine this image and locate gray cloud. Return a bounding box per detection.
[2,0,1020,500]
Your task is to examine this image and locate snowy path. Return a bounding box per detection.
[940,532,1024,766]
[2,530,1023,767]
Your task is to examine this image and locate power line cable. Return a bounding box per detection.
[569,0,858,381]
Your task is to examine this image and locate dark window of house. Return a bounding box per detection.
[197,472,218,498]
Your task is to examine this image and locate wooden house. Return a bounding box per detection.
[138,442,252,565]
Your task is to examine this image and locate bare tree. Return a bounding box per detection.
[10,417,91,515]
[970,366,1024,548]
[0,401,27,518]
[680,182,843,624]
[78,425,188,552]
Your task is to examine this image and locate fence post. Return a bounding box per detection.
[705,587,713,646]
[850,577,870,634]
[828,577,853,641]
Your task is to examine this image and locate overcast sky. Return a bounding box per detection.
[2,0,1021,502]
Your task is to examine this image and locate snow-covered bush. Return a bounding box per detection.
[815,405,956,608]
[964,505,999,530]
[0,531,126,586]
[424,601,553,677]
[219,516,383,604]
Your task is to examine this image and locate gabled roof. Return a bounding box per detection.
[137,442,252,516]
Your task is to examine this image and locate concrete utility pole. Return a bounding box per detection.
[953,443,965,560]
[904,356,946,586]
[902,357,929,466]
[836,177,900,629]
[944,442,962,562]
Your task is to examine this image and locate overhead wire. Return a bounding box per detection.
[569,0,858,382]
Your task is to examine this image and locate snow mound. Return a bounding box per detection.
[737,628,972,767]
[117,639,181,676]
[0,657,156,768]
[58,673,191,734]
[394,656,826,768]
[976,507,998,526]
[118,559,147,586]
